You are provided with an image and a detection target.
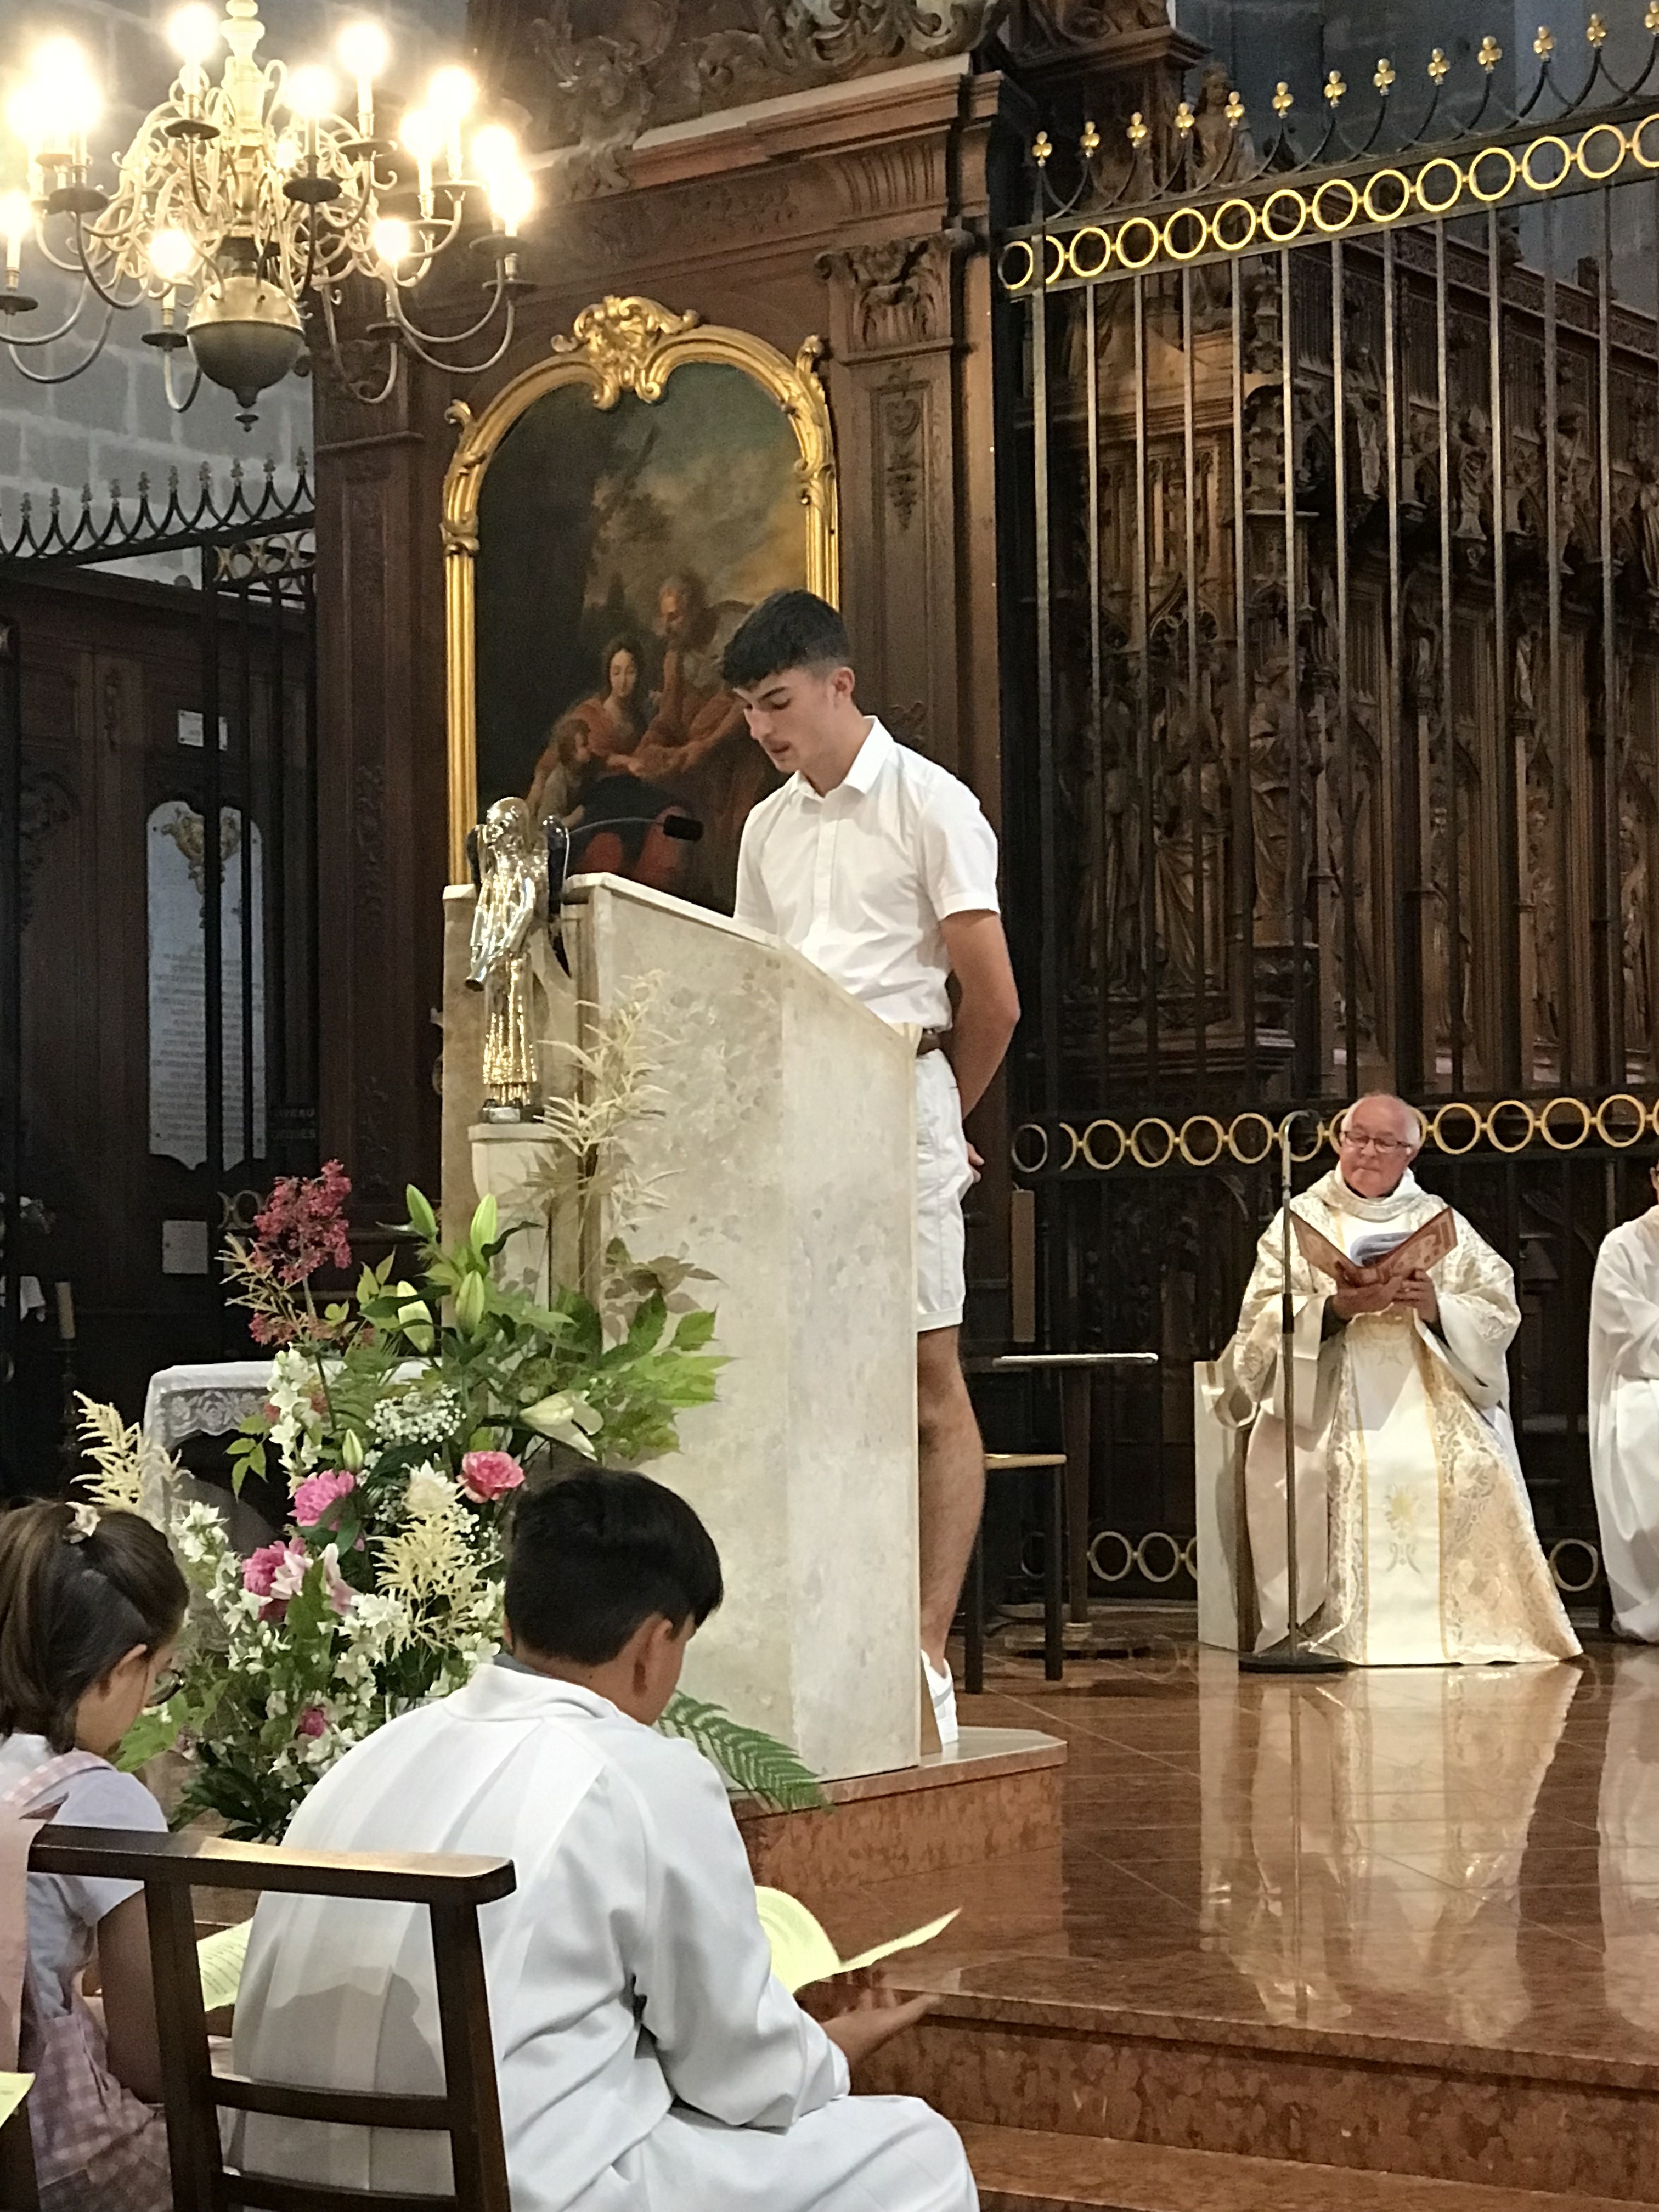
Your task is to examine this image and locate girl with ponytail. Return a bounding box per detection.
[0,1498,187,2211]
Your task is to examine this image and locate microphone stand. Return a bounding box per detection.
[1239,1112,1346,1675]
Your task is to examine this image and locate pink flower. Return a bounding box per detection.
[243,1538,296,1600]
[244,1536,308,1622]
[251,1159,353,1288]
[296,1707,328,1739]
[292,1469,356,1528]
[318,1543,355,1617]
[461,1449,526,1505]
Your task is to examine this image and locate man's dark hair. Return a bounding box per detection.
[503,1470,723,1666]
[720,589,852,691]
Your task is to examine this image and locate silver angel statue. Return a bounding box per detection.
[467,797,556,1118]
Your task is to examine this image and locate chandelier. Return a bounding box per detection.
[0,0,536,425]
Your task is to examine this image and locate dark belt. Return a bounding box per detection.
[917,1030,950,1057]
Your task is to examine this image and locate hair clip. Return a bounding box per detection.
[64,1501,99,1545]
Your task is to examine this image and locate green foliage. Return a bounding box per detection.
[659,1693,828,1813]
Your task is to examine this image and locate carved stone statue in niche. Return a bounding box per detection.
[1452,406,1491,545]
[1346,346,1386,506]
[1192,64,1252,185]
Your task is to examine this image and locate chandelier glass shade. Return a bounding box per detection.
[0,0,535,423]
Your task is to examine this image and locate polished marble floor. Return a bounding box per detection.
[819,1614,1659,2070]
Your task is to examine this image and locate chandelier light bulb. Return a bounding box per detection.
[28,36,100,155]
[487,165,534,234]
[469,122,518,184]
[371,216,412,266]
[337,22,390,84]
[274,131,302,171]
[426,65,476,121]
[399,106,442,158]
[148,225,195,283]
[0,189,30,278]
[3,86,41,156]
[285,65,337,120]
[166,4,221,67]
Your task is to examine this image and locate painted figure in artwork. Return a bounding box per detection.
[527,635,648,823]
[467,797,555,1116]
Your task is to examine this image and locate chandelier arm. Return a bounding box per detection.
[0,291,109,349]
[382,298,517,379]
[312,287,401,405]
[1,301,116,383]
[386,259,511,349]
[162,344,204,414]
[72,223,146,313]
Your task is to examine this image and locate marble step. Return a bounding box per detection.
[961,2127,1659,2212]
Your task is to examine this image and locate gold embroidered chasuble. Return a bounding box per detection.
[1217,1166,1579,1666]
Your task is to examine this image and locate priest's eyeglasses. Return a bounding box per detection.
[1340,1130,1413,1155]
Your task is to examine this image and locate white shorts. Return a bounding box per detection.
[916,1052,973,1334]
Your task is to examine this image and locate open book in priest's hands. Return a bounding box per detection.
[1290,1205,1456,1291]
[196,1891,957,2013]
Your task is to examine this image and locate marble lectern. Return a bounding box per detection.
[442,873,919,1783]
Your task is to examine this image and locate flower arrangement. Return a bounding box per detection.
[92,1157,822,1839]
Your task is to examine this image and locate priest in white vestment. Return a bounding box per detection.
[228,1472,976,2212]
[1589,1165,1659,1641]
[1216,1092,1579,1666]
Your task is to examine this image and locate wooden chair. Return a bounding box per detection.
[29,1824,517,2212]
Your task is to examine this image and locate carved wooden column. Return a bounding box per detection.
[312,358,454,1222]
[819,232,975,771]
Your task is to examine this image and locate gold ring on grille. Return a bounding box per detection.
[1089,1529,1135,1583]
[1415,155,1465,215]
[1487,1098,1538,1153]
[1576,122,1627,182]
[1011,1121,1051,1175]
[1068,226,1112,280]
[1163,206,1211,261]
[1312,177,1361,233]
[1362,167,1413,223]
[1548,1537,1600,1595]
[1178,1115,1228,1167]
[1136,1531,1184,1584]
[1115,216,1161,271]
[1281,1114,1327,1162]
[1228,1111,1276,1165]
[1522,133,1572,191]
[1261,187,1308,244]
[1595,1093,1649,1147]
[1539,1094,1594,1150]
[1082,1118,1127,1172]
[1429,1101,1482,1155]
[1129,1117,1177,1169]
[1468,144,1520,202]
[1000,238,1036,294]
[1634,112,1659,169]
[1212,197,1259,251]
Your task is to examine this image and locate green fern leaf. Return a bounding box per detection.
[658,1692,828,1812]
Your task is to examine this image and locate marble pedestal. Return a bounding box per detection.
[443,873,921,1784]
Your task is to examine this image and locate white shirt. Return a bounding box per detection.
[734,720,1001,1031]
[228,1668,847,2211]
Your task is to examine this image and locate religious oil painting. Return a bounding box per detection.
[447,300,839,911]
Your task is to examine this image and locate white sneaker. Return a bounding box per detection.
[922,1651,959,1749]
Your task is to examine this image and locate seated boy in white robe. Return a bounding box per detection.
[228,1470,978,2212]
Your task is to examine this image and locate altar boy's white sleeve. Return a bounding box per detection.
[733,810,775,934]
[628,1738,848,2126]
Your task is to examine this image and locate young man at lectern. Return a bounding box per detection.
[726,591,1020,1746]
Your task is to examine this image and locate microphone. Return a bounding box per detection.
[566,812,702,843]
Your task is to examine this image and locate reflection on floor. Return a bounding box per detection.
[834,1611,1659,2208]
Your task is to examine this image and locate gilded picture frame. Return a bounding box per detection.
[442,294,840,886]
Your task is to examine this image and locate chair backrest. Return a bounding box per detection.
[29,1824,517,2212]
